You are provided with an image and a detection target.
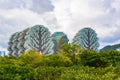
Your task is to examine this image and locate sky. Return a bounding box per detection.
[0,0,120,54]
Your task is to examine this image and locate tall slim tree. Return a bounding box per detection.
[25,25,54,55]
[72,27,99,51]
[52,32,69,53]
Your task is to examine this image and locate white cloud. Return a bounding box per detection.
[0,8,57,52]
[70,0,106,19]
[112,0,120,12]
[23,0,33,9]
[0,8,59,33]
[50,0,120,38]
[0,0,120,50]
[50,0,108,37]
[0,8,46,26]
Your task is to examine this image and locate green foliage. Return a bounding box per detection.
[80,50,120,68]
[0,56,34,80]
[60,43,84,65]
[100,50,120,66]
[60,66,119,80]
[19,49,43,68]
[80,50,109,67]
[38,53,72,67]
[1,45,120,79]
[34,67,64,80]
[60,43,84,54]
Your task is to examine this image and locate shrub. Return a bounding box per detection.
[19,49,43,68]
[59,43,84,65]
[80,50,109,67]
[39,54,73,67]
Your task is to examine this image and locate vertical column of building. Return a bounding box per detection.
[17,28,29,55]
[25,25,54,55]
[51,32,69,53]
[0,51,5,56]
[12,32,20,57]
[8,29,30,57]
[17,32,24,55]
[0,51,1,56]
[8,33,16,56]
[3,51,5,56]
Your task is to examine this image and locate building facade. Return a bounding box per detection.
[8,25,54,57]
[52,32,69,53]
[0,51,5,57]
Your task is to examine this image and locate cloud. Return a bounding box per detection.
[0,0,25,9]
[112,0,120,12]
[0,0,120,51]
[50,0,108,36]
[30,0,54,13]
[0,0,54,13]
[0,9,56,35]
[0,0,56,52]
[50,0,120,46]
[0,8,47,38]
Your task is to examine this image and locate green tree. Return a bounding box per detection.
[39,54,72,67]
[80,50,109,67]
[19,49,43,68]
[60,43,84,65]
[100,50,120,66]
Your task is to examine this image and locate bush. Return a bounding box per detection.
[39,54,73,67]
[34,66,64,80]
[19,49,43,68]
[100,50,120,66]
[60,65,119,80]
[80,50,109,67]
[59,43,84,65]
[0,48,120,79]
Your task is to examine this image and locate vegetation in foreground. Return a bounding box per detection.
[1,44,120,80]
